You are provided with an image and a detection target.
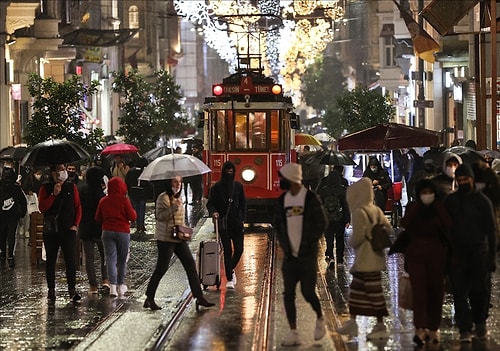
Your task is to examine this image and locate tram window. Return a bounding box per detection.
[235,112,247,149]
[214,110,226,151]
[270,110,279,151]
[250,112,266,149]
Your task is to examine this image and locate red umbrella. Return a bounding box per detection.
[101,143,139,155]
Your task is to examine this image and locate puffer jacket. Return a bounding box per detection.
[346,177,392,273]
[154,192,185,243]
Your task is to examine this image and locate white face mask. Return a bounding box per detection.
[445,166,456,178]
[57,170,68,182]
[420,193,435,206]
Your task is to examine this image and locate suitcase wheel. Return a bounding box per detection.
[203,284,208,290]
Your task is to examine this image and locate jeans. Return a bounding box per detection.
[102,230,130,285]
[220,226,244,280]
[0,220,18,258]
[282,255,322,327]
[130,198,146,230]
[146,240,203,299]
[82,237,108,287]
[43,228,78,292]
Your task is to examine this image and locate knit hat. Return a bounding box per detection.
[279,163,302,184]
[454,163,474,179]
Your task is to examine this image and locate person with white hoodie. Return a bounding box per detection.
[336,177,392,340]
[432,153,462,199]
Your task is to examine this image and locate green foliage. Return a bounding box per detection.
[301,55,345,112]
[25,74,103,155]
[324,87,395,139]
[111,69,186,153]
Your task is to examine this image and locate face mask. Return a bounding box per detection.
[445,166,456,178]
[420,193,435,206]
[57,170,68,182]
[279,178,291,190]
[67,171,76,179]
[370,167,378,173]
[458,183,472,193]
[34,174,42,181]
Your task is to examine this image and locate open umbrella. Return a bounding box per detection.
[101,143,139,155]
[478,149,500,160]
[319,150,357,166]
[295,133,322,146]
[139,153,211,181]
[21,140,90,167]
[142,145,173,161]
[338,123,441,151]
[443,146,486,165]
[0,145,28,161]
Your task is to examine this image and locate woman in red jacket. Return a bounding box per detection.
[95,177,136,297]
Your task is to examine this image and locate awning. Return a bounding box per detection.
[61,28,140,47]
[421,0,479,36]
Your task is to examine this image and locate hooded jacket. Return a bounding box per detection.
[95,177,137,233]
[432,152,462,198]
[346,177,392,273]
[207,161,247,224]
[79,167,105,240]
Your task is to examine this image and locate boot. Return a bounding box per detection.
[195,296,215,309]
[143,297,162,310]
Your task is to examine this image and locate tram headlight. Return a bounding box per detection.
[271,84,282,95]
[241,168,256,183]
[213,84,223,96]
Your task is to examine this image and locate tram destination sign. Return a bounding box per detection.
[213,76,281,96]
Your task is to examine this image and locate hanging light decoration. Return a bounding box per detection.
[173,0,345,102]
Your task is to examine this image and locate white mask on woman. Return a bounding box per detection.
[445,166,456,178]
[420,193,435,206]
[57,170,68,182]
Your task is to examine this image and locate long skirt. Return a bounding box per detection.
[348,271,388,317]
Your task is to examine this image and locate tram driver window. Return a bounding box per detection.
[235,113,247,149]
[250,112,266,149]
[214,111,226,151]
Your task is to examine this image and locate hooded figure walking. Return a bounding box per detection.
[207,161,247,290]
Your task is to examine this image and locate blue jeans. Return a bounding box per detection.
[102,230,130,285]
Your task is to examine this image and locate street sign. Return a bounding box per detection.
[413,100,434,108]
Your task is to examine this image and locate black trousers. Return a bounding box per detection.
[0,220,18,258]
[282,255,322,327]
[146,240,203,299]
[220,226,244,280]
[43,229,78,292]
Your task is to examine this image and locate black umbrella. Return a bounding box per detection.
[0,145,28,161]
[442,146,486,165]
[305,150,357,166]
[142,145,173,161]
[21,140,90,167]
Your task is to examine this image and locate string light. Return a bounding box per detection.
[173,0,344,102]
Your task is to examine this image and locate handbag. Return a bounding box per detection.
[362,207,392,251]
[171,224,193,241]
[398,274,413,310]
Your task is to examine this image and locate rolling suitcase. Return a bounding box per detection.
[198,219,221,290]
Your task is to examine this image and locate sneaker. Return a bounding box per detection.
[328,259,336,269]
[232,271,237,285]
[109,284,118,297]
[102,280,110,291]
[7,257,15,267]
[226,280,235,289]
[475,323,487,339]
[70,291,82,303]
[460,331,472,343]
[314,317,326,340]
[367,322,388,340]
[88,285,98,294]
[118,284,128,297]
[281,329,301,347]
[336,319,358,336]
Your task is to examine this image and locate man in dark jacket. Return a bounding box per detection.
[0,167,27,267]
[317,170,350,267]
[363,157,392,211]
[207,161,247,290]
[39,164,82,303]
[273,163,328,346]
[125,157,150,234]
[445,163,497,342]
[79,166,109,294]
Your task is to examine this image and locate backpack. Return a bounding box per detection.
[323,192,344,222]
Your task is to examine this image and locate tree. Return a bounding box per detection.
[112,69,186,152]
[25,74,103,155]
[324,87,395,139]
[301,55,345,112]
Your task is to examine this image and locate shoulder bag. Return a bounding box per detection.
[170,197,192,241]
[361,207,392,251]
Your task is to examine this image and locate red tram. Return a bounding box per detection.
[202,68,299,224]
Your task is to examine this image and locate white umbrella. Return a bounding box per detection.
[138,153,211,181]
